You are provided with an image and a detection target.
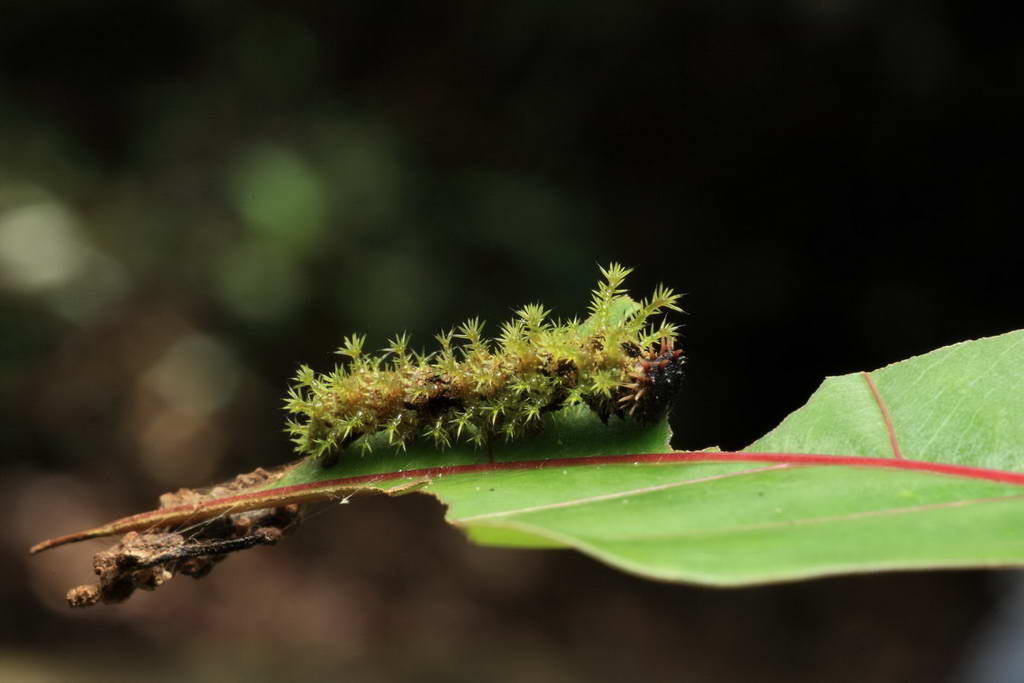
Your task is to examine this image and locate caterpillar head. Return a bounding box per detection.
[618,338,686,423]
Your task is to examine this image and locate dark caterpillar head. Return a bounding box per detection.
[618,339,686,423]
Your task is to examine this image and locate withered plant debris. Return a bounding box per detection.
[65,470,301,608]
[158,466,283,507]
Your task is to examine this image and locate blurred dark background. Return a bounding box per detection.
[1,2,1020,681]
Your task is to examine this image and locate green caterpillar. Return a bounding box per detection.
[284,264,685,464]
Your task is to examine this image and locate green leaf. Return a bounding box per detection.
[276,329,1024,586]
[747,330,1024,471]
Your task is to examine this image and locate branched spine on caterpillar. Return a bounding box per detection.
[284,264,685,465]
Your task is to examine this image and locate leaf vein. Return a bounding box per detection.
[455,464,792,522]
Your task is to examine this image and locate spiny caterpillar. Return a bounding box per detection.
[284,264,685,464]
